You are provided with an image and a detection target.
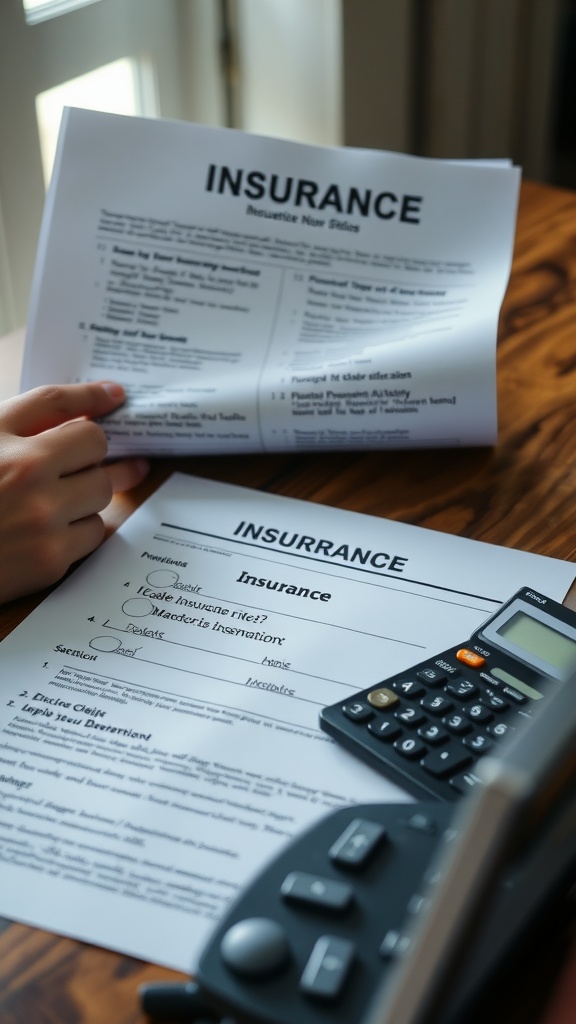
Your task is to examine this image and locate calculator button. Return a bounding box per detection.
[329,818,387,868]
[445,679,478,700]
[463,733,493,753]
[300,935,355,1000]
[368,718,402,742]
[220,917,290,977]
[443,713,472,735]
[488,720,514,738]
[456,648,485,669]
[395,707,426,728]
[421,747,473,778]
[480,691,509,712]
[421,694,454,716]
[418,723,449,745]
[467,704,493,723]
[417,667,448,686]
[450,770,484,795]
[342,700,373,722]
[501,685,527,704]
[367,687,399,710]
[281,872,354,912]
[394,736,427,759]
[392,679,426,699]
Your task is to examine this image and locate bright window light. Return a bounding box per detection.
[36,58,146,186]
[22,0,101,24]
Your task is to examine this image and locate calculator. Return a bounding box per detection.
[319,587,576,801]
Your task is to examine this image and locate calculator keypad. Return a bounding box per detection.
[320,648,538,800]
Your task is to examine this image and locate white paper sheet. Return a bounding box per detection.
[22,109,520,455]
[0,474,573,971]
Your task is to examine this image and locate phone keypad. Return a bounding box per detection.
[197,803,453,1024]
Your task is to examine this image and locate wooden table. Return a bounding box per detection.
[1,179,576,1023]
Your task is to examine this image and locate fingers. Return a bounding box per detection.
[0,383,150,603]
[5,400,150,491]
[35,417,110,477]
[54,459,149,590]
[0,511,107,604]
[46,457,149,526]
[105,457,150,494]
[2,384,150,484]
[58,465,115,522]
[0,381,127,436]
[49,514,108,581]
[55,458,150,523]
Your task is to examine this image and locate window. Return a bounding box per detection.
[0,0,341,335]
[36,57,148,185]
[0,0,222,333]
[22,0,102,23]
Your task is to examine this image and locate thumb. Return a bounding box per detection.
[0,381,128,436]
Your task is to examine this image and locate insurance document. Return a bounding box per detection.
[0,474,574,970]
[22,108,520,455]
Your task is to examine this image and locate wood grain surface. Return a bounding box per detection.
[1,179,576,1023]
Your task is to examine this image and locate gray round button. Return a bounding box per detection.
[220,917,290,977]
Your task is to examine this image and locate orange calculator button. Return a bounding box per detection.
[456,648,486,669]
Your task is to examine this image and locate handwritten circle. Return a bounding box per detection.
[146,570,179,588]
[122,598,155,617]
[89,636,122,652]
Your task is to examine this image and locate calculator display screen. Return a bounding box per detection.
[496,611,576,675]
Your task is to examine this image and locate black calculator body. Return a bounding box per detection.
[320,587,576,801]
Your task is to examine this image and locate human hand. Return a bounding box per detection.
[0,381,149,603]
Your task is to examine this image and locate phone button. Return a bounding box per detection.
[405,812,438,835]
[300,935,355,1000]
[329,818,387,868]
[379,929,411,959]
[220,917,290,977]
[281,872,354,912]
